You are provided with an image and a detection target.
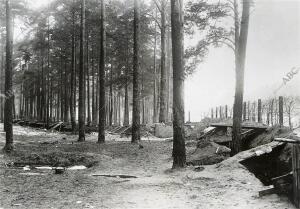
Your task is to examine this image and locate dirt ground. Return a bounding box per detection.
[0,124,295,209]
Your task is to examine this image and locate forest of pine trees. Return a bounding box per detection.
[0,0,238,165]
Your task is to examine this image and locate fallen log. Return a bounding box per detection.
[92,174,137,179]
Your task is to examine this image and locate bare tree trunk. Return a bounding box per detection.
[123,26,130,126]
[86,29,91,126]
[153,10,157,123]
[64,60,69,122]
[288,111,292,129]
[109,65,113,126]
[167,26,173,122]
[4,0,13,152]
[46,20,51,128]
[0,35,4,123]
[159,0,167,123]
[123,72,129,125]
[231,0,250,155]
[98,0,106,143]
[91,49,97,125]
[124,77,129,125]
[49,77,53,121]
[132,0,141,143]
[70,6,76,132]
[171,0,186,168]
[279,96,283,127]
[60,54,64,121]
[258,99,262,123]
[78,0,86,142]
[118,92,121,125]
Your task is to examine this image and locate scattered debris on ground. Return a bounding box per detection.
[4,149,98,169]
[0,124,296,208]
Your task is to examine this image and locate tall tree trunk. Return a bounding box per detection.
[171,0,186,168]
[4,0,13,152]
[95,53,99,124]
[78,0,86,142]
[132,0,141,143]
[159,0,167,123]
[123,33,130,126]
[40,51,45,123]
[64,59,69,122]
[86,29,91,126]
[46,19,51,128]
[153,10,157,123]
[123,73,129,126]
[70,6,76,132]
[91,49,96,125]
[98,0,106,143]
[60,54,64,121]
[231,0,250,155]
[109,65,113,126]
[0,36,4,123]
[50,77,53,121]
[166,26,172,122]
[118,92,121,125]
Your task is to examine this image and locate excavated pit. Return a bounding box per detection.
[240,143,293,200]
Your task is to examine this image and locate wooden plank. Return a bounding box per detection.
[210,123,268,130]
[293,144,300,208]
[275,138,300,144]
[271,172,293,182]
[238,141,284,162]
[259,187,276,197]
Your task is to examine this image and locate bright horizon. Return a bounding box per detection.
[185,0,300,122]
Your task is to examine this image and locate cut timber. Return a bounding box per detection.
[92,174,137,179]
[271,172,293,182]
[259,186,276,197]
[50,122,64,132]
[237,141,285,162]
[210,122,268,130]
[275,138,300,144]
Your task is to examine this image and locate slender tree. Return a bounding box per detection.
[131,0,141,143]
[86,28,91,126]
[78,0,86,142]
[171,0,186,168]
[0,35,4,123]
[4,0,13,152]
[231,0,250,154]
[70,3,76,132]
[98,0,106,143]
[158,0,167,123]
[123,9,130,126]
[153,9,158,123]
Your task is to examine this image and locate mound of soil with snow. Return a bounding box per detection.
[187,139,231,165]
[248,126,293,149]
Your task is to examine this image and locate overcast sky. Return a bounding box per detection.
[185,0,300,121]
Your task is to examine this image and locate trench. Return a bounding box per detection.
[240,144,293,200]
